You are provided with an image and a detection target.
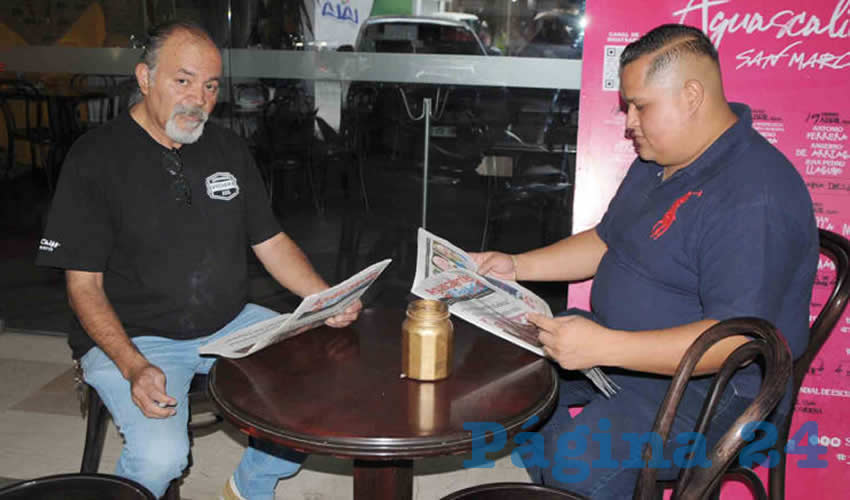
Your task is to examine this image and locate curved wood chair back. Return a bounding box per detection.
[634,318,792,500]
[766,229,850,498]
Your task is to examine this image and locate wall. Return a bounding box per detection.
[570,0,850,496]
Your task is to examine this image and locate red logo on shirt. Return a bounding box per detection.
[650,191,703,240]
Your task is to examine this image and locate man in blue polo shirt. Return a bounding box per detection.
[473,24,818,498]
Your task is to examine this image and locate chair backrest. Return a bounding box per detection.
[795,229,850,390]
[0,98,14,177]
[259,94,317,151]
[634,317,792,500]
[768,228,850,498]
[0,80,47,135]
[0,473,154,500]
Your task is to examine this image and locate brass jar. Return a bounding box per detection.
[401,299,454,381]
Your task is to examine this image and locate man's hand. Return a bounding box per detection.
[324,299,363,328]
[470,251,517,280]
[126,362,177,418]
[528,313,613,371]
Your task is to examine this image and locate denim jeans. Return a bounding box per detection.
[81,303,305,499]
[522,370,752,499]
[519,310,756,499]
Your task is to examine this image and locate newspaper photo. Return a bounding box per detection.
[199,259,392,359]
[412,229,619,397]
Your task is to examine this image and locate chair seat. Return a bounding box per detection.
[441,482,585,499]
[0,473,154,500]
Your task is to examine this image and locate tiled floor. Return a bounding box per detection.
[0,155,571,498]
[0,331,531,499]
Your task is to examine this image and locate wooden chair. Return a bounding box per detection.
[78,371,221,500]
[441,317,792,500]
[635,317,791,500]
[442,482,581,499]
[709,229,850,499]
[0,472,154,500]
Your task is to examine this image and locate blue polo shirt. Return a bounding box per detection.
[591,103,818,397]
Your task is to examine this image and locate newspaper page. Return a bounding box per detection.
[199,259,391,358]
[413,228,551,316]
[413,268,545,354]
[412,229,619,397]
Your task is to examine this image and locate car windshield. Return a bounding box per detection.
[358,22,483,55]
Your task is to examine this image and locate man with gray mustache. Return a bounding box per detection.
[37,20,360,499]
[165,104,208,144]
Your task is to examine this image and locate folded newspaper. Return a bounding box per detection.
[199,259,392,358]
[411,229,619,397]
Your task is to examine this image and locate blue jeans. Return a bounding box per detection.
[522,369,753,499]
[81,303,305,499]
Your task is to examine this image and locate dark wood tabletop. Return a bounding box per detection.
[208,307,558,499]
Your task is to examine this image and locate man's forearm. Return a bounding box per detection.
[66,271,147,379]
[253,232,329,298]
[605,319,748,376]
[515,228,608,282]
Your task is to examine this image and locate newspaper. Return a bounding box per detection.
[411,229,619,397]
[199,259,392,358]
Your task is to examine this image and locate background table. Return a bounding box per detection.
[209,308,558,500]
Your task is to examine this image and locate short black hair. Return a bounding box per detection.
[139,20,216,73]
[619,24,719,81]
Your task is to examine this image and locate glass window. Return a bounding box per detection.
[2,0,586,314]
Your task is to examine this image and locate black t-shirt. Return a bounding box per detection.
[36,113,281,359]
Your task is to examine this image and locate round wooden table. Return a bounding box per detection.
[208,308,558,500]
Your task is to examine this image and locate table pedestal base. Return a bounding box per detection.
[353,459,413,500]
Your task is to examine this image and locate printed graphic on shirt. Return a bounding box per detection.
[650,191,703,240]
[206,172,240,201]
[39,238,61,253]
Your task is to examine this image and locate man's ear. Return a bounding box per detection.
[683,79,704,115]
[135,63,151,96]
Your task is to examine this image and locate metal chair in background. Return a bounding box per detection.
[69,74,121,136]
[479,142,574,251]
[254,87,320,212]
[0,97,14,181]
[314,115,369,213]
[0,80,63,194]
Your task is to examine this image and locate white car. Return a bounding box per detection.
[351,15,488,55]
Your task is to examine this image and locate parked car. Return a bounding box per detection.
[342,16,509,169]
[350,15,488,55]
[516,9,584,59]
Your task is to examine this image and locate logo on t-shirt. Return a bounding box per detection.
[650,191,703,240]
[39,238,61,253]
[205,172,240,201]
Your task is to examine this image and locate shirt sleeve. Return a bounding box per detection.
[35,141,113,271]
[697,193,810,323]
[239,143,281,246]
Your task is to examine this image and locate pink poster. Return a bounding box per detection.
[570,0,850,496]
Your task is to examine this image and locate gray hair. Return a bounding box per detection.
[130,20,216,105]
